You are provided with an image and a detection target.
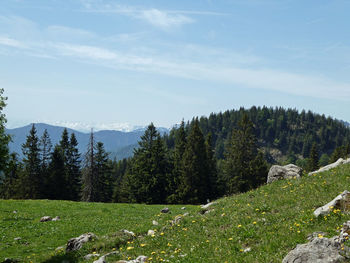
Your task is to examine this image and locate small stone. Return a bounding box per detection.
[116,256,148,263]
[243,247,251,253]
[12,210,17,214]
[84,253,100,260]
[161,207,169,213]
[147,230,155,236]
[66,232,97,252]
[13,237,21,241]
[121,229,135,236]
[40,216,52,222]
[200,202,217,209]
[152,220,159,226]
[2,258,19,263]
[52,216,60,221]
[181,207,186,210]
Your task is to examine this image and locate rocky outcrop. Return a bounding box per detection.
[314,190,350,217]
[66,232,97,252]
[283,221,350,262]
[116,256,148,263]
[309,158,350,176]
[282,236,348,263]
[267,164,303,184]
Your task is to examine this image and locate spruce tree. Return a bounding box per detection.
[308,142,319,172]
[205,132,218,200]
[95,142,112,202]
[66,133,81,200]
[39,129,52,170]
[129,123,169,204]
[0,88,10,175]
[223,114,267,194]
[178,119,210,204]
[47,145,66,199]
[0,153,21,199]
[21,124,42,198]
[81,129,96,202]
[168,120,186,203]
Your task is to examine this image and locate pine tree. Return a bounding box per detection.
[177,119,210,204]
[0,88,10,175]
[47,145,66,199]
[66,133,81,200]
[205,132,218,200]
[168,120,186,203]
[39,129,52,171]
[0,153,21,199]
[95,142,112,202]
[223,114,267,194]
[81,129,96,202]
[128,123,170,204]
[21,124,42,198]
[308,142,319,172]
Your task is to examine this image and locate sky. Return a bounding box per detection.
[1,0,350,131]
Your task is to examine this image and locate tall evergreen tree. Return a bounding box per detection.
[177,119,210,204]
[81,129,96,202]
[223,114,267,194]
[128,123,169,204]
[168,120,186,203]
[308,142,319,172]
[66,133,81,200]
[39,129,52,182]
[21,124,42,198]
[47,145,66,199]
[95,142,112,202]
[0,88,10,175]
[205,132,218,200]
[0,153,21,199]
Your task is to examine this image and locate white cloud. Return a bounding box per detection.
[139,9,194,29]
[0,36,26,48]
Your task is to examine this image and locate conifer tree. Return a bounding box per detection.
[0,88,10,175]
[39,129,52,175]
[205,132,218,199]
[81,129,96,202]
[95,142,112,202]
[0,153,21,199]
[47,145,66,199]
[223,114,267,194]
[128,123,169,204]
[177,119,210,204]
[21,124,42,198]
[168,120,186,203]
[66,133,81,200]
[308,142,319,172]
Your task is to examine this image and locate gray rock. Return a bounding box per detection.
[13,237,21,241]
[147,230,155,236]
[161,207,169,213]
[200,202,217,209]
[307,232,328,241]
[40,216,52,222]
[93,252,118,263]
[66,232,97,252]
[314,190,350,217]
[152,220,159,226]
[282,236,349,263]
[116,256,148,263]
[52,216,60,221]
[84,253,100,260]
[181,207,186,210]
[267,164,303,184]
[309,158,349,176]
[121,229,135,237]
[2,258,19,263]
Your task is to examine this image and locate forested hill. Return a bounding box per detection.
[165,107,350,163]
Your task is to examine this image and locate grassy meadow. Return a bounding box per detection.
[1,163,350,262]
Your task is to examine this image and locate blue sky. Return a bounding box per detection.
[1,0,350,131]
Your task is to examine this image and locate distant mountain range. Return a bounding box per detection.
[6,123,169,160]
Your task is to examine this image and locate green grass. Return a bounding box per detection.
[1,163,350,262]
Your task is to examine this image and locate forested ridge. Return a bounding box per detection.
[1,95,350,204]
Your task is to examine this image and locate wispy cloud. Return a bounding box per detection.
[139,9,194,29]
[0,36,26,48]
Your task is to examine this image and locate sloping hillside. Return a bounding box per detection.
[1,163,350,262]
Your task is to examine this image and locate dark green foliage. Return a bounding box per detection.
[177,119,212,204]
[319,153,330,167]
[66,133,81,200]
[0,153,22,198]
[21,124,42,198]
[330,145,350,163]
[46,145,66,200]
[223,114,268,194]
[95,142,112,202]
[127,123,170,204]
[307,142,319,172]
[0,88,10,174]
[39,129,52,172]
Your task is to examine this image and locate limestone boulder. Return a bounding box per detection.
[314,190,350,217]
[267,164,303,184]
[116,256,148,263]
[309,158,350,176]
[66,232,97,252]
[282,236,349,263]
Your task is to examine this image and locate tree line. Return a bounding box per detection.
[1,88,350,204]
